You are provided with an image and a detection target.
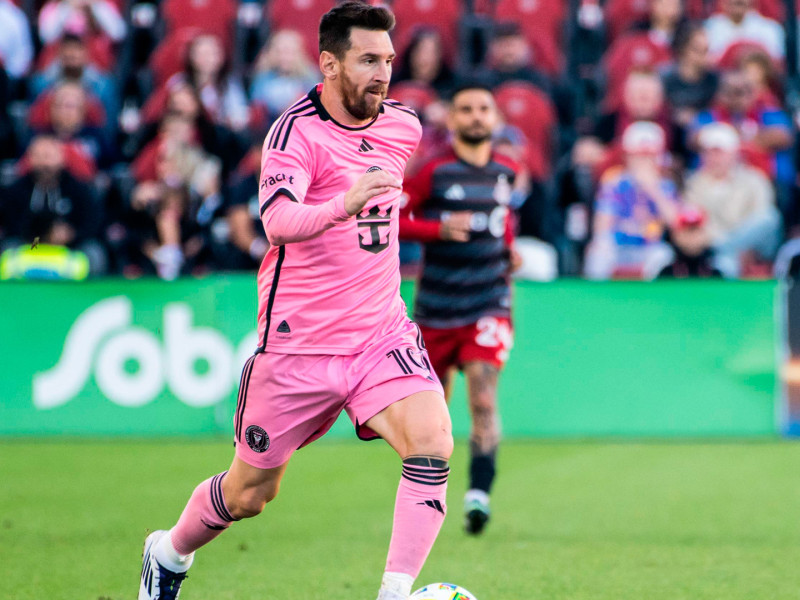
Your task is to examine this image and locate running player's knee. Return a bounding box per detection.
[228,483,280,519]
[406,426,454,461]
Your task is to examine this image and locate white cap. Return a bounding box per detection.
[622,121,666,153]
[698,122,740,151]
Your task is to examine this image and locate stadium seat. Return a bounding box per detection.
[161,0,238,52]
[490,0,567,47]
[603,33,671,110]
[494,81,556,178]
[716,39,782,70]
[266,0,337,61]
[390,0,462,63]
[147,28,202,88]
[603,0,651,42]
[387,81,438,115]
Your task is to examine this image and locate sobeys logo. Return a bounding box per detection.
[33,296,256,410]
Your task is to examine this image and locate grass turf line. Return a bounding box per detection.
[1,439,798,599]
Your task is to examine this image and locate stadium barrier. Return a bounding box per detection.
[0,276,780,438]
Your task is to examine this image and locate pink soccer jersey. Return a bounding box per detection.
[256,84,422,354]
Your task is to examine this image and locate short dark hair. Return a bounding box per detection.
[319,1,395,58]
[449,81,494,102]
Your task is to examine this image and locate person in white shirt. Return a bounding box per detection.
[683,122,782,277]
[705,0,784,61]
[38,0,126,46]
[0,0,34,79]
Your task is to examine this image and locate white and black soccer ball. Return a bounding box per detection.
[409,582,478,600]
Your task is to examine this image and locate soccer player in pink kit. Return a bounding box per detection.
[138,3,452,600]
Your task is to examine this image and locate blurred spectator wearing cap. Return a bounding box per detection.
[692,69,793,205]
[683,122,781,277]
[659,205,720,277]
[250,30,320,121]
[393,27,455,99]
[0,135,107,275]
[184,34,249,133]
[0,0,34,82]
[471,22,551,95]
[704,0,784,62]
[584,121,680,280]
[662,22,719,158]
[30,34,119,121]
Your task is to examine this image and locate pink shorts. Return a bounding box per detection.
[233,319,444,469]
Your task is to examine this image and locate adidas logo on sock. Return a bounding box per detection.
[276,320,291,333]
[417,500,445,514]
[358,138,374,152]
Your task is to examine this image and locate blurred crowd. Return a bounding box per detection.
[0,0,798,280]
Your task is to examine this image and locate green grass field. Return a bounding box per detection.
[2,438,799,599]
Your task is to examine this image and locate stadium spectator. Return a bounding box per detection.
[217,142,269,270]
[249,30,320,120]
[692,69,793,197]
[392,27,455,98]
[662,23,719,132]
[137,76,243,176]
[1,135,107,274]
[683,122,781,277]
[33,79,114,169]
[704,0,784,62]
[630,0,686,46]
[184,34,249,133]
[584,121,680,280]
[129,112,222,279]
[738,48,782,108]
[38,0,126,46]
[29,33,119,123]
[594,70,672,149]
[471,22,551,95]
[659,206,720,277]
[0,66,17,160]
[0,0,34,82]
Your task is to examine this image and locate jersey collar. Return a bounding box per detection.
[308,83,384,131]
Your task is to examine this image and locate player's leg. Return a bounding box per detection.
[365,390,453,600]
[141,350,344,599]
[462,360,501,535]
[140,459,287,600]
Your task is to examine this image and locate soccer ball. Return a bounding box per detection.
[409,582,478,600]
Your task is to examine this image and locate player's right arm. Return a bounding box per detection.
[399,158,471,243]
[259,132,399,246]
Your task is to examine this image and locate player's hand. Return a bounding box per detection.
[344,170,402,216]
[509,245,523,273]
[440,211,472,242]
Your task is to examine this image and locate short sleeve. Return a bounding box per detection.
[595,181,619,216]
[258,128,313,214]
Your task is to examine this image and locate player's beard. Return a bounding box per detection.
[457,125,493,146]
[341,71,386,121]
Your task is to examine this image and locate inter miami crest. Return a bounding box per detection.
[357,205,392,254]
[245,425,270,453]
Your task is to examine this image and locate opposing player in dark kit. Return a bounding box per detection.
[400,84,521,535]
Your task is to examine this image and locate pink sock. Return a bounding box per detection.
[170,472,239,555]
[385,457,449,578]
